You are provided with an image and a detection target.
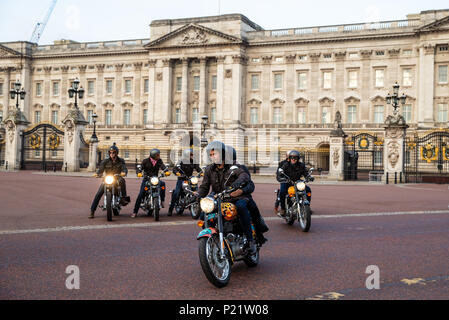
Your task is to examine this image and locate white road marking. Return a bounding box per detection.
[1,210,448,236]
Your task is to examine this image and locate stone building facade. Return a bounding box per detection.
[1,9,449,169]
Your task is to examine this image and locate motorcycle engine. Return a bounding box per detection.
[226,233,246,259]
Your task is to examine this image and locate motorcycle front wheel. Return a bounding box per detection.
[298,204,311,232]
[106,190,113,222]
[198,235,231,288]
[285,199,295,225]
[153,197,160,221]
[190,202,200,220]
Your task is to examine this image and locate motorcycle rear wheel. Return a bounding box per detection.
[243,248,260,267]
[190,203,200,220]
[198,235,231,288]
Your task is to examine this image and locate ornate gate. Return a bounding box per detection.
[79,133,90,169]
[344,133,384,181]
[404,130,449,183]
[21,123,65,170]
[0,136,5,167]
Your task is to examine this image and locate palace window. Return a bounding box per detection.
[298,72,307,90]
[124,109,131,125]
[348,70,358,88]
[211,75,217,91]
[347,105,357,123]
[403,105,412,123]
[274,73,283,90]
[52,82,59,96]
[105,110,112,125]
[251,74,259,90]
[297,108,306,124]
[125,79,132,94]
[88,81,95,95]
[0,83,3,96]
[192,108,199,123]
[144,79,149,93]
[176,77,182,92]
[323,71,332,89]
[35,110,41,123]
[210,107,217,123]
[321,107,330,124]
[375,69,385,87]
[143,109,148,124]
[437,104,448,122]
[438,65,448,83]
[106,80,113,94]
[193,76,200,91]
[250,107,258,124]
[87,110,93,125]
[36,82,42,96]
[403,69,413,86]
[273,107,282,124]
[374,105,384,124]
[51,110,58,125]
[175,108,181,124]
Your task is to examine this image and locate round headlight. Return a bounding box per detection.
[296,182,306,191]
[200,197,215,214]
[190,177,199,185]
[150,177,159,186]
[105,175,114,185]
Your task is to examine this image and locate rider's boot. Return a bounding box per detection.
[277,209,286,218]
[167,208,173,216]
[88,211,95,219]
[247,240,257,255]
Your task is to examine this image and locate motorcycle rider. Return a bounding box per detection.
[277,150,313,217]
[274,150,293,214]
[225,145,269,245]
[89,143,130,219]
[196,141,257,255]
[131,148,168,218]
[168,148,203,216]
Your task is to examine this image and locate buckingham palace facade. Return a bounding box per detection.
[1,9,449,169]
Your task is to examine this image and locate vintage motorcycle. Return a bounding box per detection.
[196,166,261,288]
[172,165,202,219]
[98,173,127,222]
[277,167,314,232]
[137,165,171,221]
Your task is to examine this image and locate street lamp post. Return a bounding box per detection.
[200,115,209,166]
[91,113,98,142]
[386,82,407,118]
[68,78,85,109]
[10,80,26,110]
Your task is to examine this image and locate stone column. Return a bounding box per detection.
[87,136,99,172]
[199,57,207,118]
[62,109,88,172]
[285,54,296,123]
[161,58,173,125]
[418,44,435,127]
[2,67,12,113]
[133,62,143,126]
[261,55,272,123]
[216,56,226,124]
[180,58,189,124]
[384,123,408,183]
[328,111,346,180]
[147,59,157,127]
[3,109,30,170]
[228,55,246,126]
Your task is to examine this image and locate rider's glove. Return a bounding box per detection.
[120,172,126,177]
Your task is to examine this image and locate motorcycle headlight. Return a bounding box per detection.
[200,197,215,214]
[150,177,159,186]
[105,175,114,185]
[190,177,199,185]
[296,182,306,191]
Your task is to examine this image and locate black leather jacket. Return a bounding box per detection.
[277,161,308,183]
[139,158,167,177]
[97,157,127,176]
[173,161,202,179]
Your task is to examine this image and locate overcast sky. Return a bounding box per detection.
[0,0,448,45]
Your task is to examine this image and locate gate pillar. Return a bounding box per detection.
[384,119,408,183]
[3,109,29,170]
[328,111,346,181]
[87,136,98,172]
[62,109,88,172]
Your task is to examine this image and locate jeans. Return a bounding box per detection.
[133,179,166,214]
[234,199,254,241]
[90,177,127,213]
[169,179,184,211]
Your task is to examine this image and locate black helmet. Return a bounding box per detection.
[289,150,300,160]
[108,143,119,155]
[150,148,161,159]
[205,141,226,164]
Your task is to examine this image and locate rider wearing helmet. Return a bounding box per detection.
[274,150,293,214]
[132,148,168,218]
[226,145,269,245]
[168,148,203,216]
[276,150,312,217]
[197,141,257,254]
[89,143,130,219]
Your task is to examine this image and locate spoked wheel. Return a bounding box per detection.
[298,204,311,232]
[198,235,231,288]
[243,247,260,268]
[285,199,295,225]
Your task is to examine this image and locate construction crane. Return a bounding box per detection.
[29,0,58,44]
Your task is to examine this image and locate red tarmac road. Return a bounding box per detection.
[0,171,448,299]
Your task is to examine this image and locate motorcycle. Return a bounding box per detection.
[196,165,261,288]
[137,165,171,221]
[172,165,202,219]
[98,173,127,222]
[277,167,314,232]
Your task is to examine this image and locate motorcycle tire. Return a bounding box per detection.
[113,208,120,216]
[198,235,231,288]
[285,199,294,225]
[106,191,113,222]
[153,198,159,222]
[243,248,260,268]
[299,204,312,232]
[190,203,200,220]
[175,204,184,216]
